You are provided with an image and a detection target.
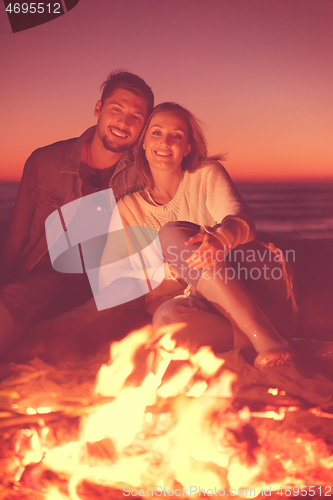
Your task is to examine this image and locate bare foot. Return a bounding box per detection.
[254,347,294,369]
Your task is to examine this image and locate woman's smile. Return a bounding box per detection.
[154,149,173,157]
[144,112,191,172]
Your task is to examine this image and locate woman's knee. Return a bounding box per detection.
[159,221,200,248]
[158,222,201,277]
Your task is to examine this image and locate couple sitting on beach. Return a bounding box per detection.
[0,71,302,367]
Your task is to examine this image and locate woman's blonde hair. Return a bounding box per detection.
[136,102,225,190]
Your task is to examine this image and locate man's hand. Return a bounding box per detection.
[185,232,228,270]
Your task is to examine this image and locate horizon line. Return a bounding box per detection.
[2,177,333,184]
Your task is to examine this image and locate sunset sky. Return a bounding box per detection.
[0,0,332,182]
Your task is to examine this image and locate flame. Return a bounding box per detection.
[45,487,69,500]
[5,324,333,499]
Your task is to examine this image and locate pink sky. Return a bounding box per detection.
[0,0,332,182]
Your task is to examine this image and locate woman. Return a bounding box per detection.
[99,103,294,368]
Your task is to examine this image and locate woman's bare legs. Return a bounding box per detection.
[158,221,294,368]
[152,296,234,353]
[196,266,292,367]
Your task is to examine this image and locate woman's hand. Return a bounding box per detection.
[185,232,228,269]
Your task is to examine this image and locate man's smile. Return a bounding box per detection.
[109,127,130,139]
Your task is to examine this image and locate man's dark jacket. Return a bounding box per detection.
[2,126,142,280]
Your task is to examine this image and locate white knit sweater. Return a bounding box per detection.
[99,162,255,306]
[116,162,253,233]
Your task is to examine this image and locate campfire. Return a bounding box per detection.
[1,324,333,499]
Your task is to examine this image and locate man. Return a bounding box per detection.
[0,71,154,360]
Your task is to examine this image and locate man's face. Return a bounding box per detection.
[94,88,148,153]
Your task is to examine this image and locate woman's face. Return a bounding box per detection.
[143,112,191,175]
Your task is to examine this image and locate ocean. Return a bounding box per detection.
[236,182,333,240]
[1,182,333,240]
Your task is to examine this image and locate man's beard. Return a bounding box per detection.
[101,135,130,153]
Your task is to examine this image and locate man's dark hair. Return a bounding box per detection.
[100,70,154,116]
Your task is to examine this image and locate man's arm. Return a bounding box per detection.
[1,153,37,283]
